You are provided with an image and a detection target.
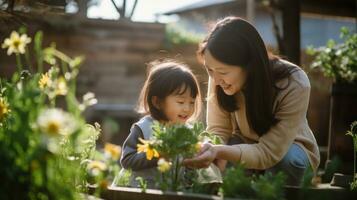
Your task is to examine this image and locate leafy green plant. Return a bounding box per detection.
[136,177,148,192]
[0,30,100,199]
[137,122,221,191]
[220,164,286,200]
[346,121,357,190]
[307,27,357,83]
[85,142,122,195]
[165,24,204,46]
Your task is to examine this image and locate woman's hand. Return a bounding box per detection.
[183,142,217,168]
[214,159,227,172]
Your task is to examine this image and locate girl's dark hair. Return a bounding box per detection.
[137,60,202,122]
[198,17,298,136]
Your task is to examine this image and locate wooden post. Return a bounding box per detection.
[246,0,255,24]
[77,0,88,19]
[281,0,300,65]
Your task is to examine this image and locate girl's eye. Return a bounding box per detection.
[190,101,195,105]
[177,101,184,104]
[219,72,227,75]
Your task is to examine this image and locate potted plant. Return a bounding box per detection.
[307,27,357,179]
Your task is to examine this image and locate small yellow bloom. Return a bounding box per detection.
[1,31,31,55]
[39,72,51,89]
[55,77,68,96]
[137,138,159,160]
[157,158,172,172]
[195,142,202,152]
[87,160,107,176]
[99,180,109,189]
[0,97,10,121]
[104,143,121,161]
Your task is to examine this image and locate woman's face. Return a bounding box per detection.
[204,50,248,95]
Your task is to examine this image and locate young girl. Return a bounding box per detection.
[120,60,202,188]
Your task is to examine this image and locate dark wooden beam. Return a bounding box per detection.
[281,0,300,65]
[301,0,356,18]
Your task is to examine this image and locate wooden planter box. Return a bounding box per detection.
[89,184,357,200]
[285,184,357,200]
[99,186,222,200]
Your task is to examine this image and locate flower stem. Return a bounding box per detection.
[174,156,179,190]
[25,47,33,72]
[352,136,357,181]
[15,54,22,72]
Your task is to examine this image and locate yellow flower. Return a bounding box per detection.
[55,77,68,96]
[195,142,202,153]
[157,158,172,172]
[99,180,109,189]
[0,97,10,121]
[39,72,51,89]
[87,160,107,176]
[104,143,121,161]
[137,138,159,160]
[1,31,31,55]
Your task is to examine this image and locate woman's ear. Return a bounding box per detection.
[151,96,161,109]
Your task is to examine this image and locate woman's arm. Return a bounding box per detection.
[236,80,311,169]
[184,143,242,168]
[120,125,157,170]
[185,74,311,170]
[206,78,233,143]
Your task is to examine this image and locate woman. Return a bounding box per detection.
[183,17,320,186]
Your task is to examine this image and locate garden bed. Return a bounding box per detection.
[90,184,357,200]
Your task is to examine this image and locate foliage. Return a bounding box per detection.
[346,121,357,190]
[84,142,122,196]
[165,24,204,47]
[113,168,132,187]
[321,156,342,183]
[0,30,100,199]
[220,164,286,200]
[137,122,222,191]
[306,27,357,83]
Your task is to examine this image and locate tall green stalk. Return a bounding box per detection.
[15,54,22,72]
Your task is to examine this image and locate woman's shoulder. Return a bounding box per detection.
[275,59,310,89]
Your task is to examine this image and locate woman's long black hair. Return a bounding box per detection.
[198,17,298,136]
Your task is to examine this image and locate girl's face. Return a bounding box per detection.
[160,86,195,124]
[204,50,248,95]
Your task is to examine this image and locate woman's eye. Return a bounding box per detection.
[219,72,227,75]
[177,101,184,104]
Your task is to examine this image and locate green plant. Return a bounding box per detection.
[137,122,221,191]
[220,164,286,200]
[346,121,357,190]
[85,142,122,195]
[307,27,357,83]
[0,30,100,199]
[165,24,204,47]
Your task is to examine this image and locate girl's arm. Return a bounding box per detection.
[120,125,157,170]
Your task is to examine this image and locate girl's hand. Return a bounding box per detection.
[183,142,217,168]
